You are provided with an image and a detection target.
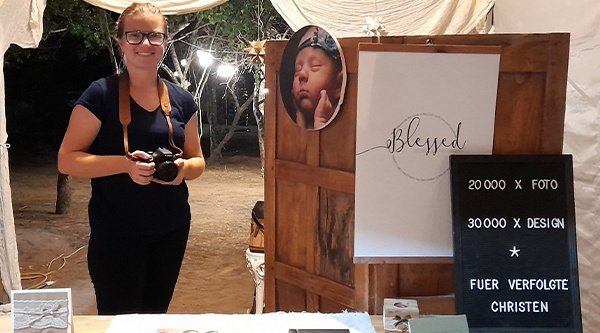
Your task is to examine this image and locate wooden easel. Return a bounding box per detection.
[264,33,569,314]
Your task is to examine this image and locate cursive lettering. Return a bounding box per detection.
[386,116,465,156]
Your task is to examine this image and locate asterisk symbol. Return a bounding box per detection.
[509,246,520,257]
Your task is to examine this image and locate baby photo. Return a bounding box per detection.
[280,25,347,131]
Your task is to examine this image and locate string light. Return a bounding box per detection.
[217,64,236,78]
[196,50,213,68]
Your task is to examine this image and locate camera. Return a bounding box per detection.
[146,147,178,182]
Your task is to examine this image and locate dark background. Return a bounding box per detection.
[5,36,113,158]
[4,38,259,161]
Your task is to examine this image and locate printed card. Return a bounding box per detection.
[11,288,73,333]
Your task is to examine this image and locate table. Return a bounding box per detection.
[0,315,111,332]
[0,314,384,332]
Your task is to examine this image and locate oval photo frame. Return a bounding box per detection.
[279,25,347,131]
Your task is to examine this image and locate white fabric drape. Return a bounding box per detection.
[0,0,46,302]
[270,0,494,36]
[82,0,227,15]
[494,1,600,332]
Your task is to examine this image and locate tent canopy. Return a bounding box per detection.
[269,0,494,37]
[83,0,228,15]
[82,0,493,35]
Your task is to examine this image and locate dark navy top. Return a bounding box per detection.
[76,75,197,238]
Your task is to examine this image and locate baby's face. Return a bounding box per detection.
[292,47,338,117]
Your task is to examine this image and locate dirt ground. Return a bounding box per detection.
[8,151,264,315]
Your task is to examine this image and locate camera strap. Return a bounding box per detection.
[118,72,184,159]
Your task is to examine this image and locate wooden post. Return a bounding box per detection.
[55,172,71,214]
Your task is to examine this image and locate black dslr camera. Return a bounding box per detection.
[146,147,178,182]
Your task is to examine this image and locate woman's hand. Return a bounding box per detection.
[152,158,186,186]
[150,112,205,186]
[128,150,155,185]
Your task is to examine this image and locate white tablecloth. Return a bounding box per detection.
[106,312,376,333]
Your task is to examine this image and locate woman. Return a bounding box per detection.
[58,3,205,314]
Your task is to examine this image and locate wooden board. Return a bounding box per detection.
[264,33,570,314]
[450,155,581,332]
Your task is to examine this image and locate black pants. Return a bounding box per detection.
[87,224,190,315]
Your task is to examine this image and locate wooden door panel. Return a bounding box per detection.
[265,33,569,314]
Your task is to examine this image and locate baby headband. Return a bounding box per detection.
[297,27,340,61]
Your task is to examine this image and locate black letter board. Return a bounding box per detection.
[450,155,581,333]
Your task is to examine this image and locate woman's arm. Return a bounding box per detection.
[179,112,205,180]
[57,105,154,184]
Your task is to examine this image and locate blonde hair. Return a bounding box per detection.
[116,2,168,38]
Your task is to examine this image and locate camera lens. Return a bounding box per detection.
[155,161,178,182]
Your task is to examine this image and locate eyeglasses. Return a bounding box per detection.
[124,31,167,46]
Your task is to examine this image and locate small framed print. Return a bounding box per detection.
[11,288,73,333]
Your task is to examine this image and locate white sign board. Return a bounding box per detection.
[354,44,500,259]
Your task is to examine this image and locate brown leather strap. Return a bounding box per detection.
[118,72,183,159]
[158,79,183,157]
[118,73,133,159]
